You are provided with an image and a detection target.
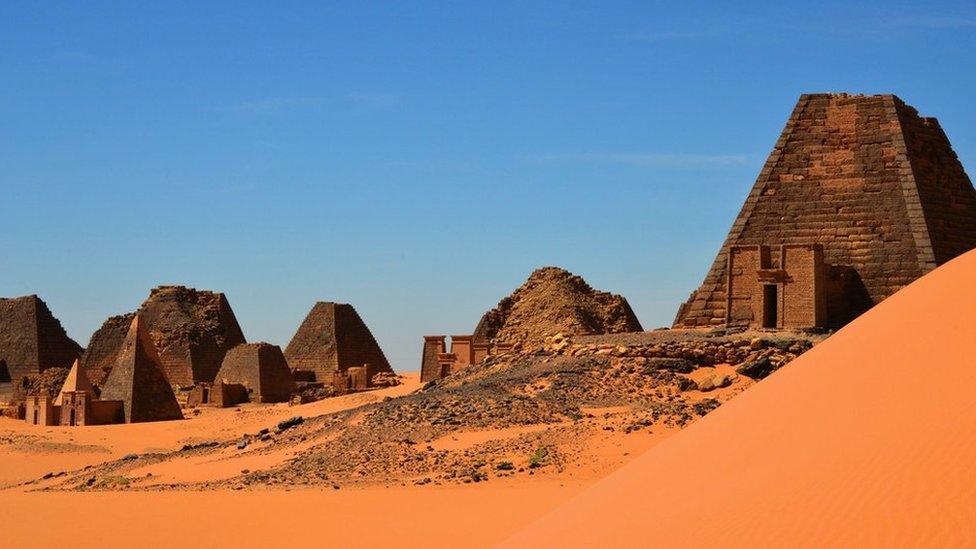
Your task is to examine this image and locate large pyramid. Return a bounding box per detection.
[99,316,183,423]
[675,93,976,330]
[284,302,392,383]
[82,286,246,388]
[0,295,82,383]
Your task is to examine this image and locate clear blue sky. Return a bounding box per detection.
[2,1,974,371]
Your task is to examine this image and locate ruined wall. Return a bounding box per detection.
[676,94,976,329]
[0,296,82,383]
[727,247,762,326]
[81,313,135,386]
[420,336,445,383]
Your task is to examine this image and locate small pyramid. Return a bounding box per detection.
[54,359,94,405]
[99,315,183,423]
[215,343,296,403]
[284,302,392,383]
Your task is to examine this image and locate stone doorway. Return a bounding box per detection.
[762,284,778,328]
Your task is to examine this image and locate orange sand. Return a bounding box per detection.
[508,249,976,547]
[0,374,420,487]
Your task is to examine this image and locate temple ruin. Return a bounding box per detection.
[675,93,976,330]
[419,335,492,383]
[284,302,392,389]
[81,286,247,388]
[0,295,82,384]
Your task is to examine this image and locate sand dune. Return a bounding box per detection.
[507,249,976,547]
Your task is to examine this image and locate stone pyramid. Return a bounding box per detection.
[100,315,183,423]
[0,295,82,383]
[284,302,392,383]
[675,94,976,330]
[54,359,94,405]
[215,342,296,403]
[82,286,246,388]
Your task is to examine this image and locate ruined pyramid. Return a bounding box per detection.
[54,359,95,405]
[675,93,976,330]
[99,315,183,423]
[473,267,643,347]
[215,342,296,403]
[284,302,392,383]
[0,295,82,383]
[82,286,246,388]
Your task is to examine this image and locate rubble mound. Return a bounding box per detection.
[473,267,642,347]
[83,286,246,388]
[12,366,70,402]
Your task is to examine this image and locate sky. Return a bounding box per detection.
[2,1,975,371]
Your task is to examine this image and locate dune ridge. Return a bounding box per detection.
[507,249,976,547]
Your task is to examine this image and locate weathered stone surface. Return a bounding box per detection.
[100,316,183,423]
[675,94,976,330]
[473,267,642,348]
[82,286,246,388]
[80,313,135,386]
[0,295,82,384]
[284,302,392,383]
[215,343,296,403]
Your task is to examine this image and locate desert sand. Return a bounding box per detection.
[507,249,976,548]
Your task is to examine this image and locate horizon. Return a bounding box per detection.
[2,1,975,370]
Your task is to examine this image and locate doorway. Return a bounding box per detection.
[762,285,778,328]
[69,408,76,426]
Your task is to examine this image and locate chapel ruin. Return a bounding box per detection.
[675,93,976,330]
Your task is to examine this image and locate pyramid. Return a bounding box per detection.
[82,286,246,388]
[284,302,392,383]
[54,359,95,405]
[0,295,82,383]
[675,93,976,330]
[80,313,136,386]
[472,267,642,347]
[215,343,296,403]
[99,315,183,423]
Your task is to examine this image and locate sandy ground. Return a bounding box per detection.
[0,368,677,547]
[1,483,585,548]
[508,249,976,548]
[0,374,421,487]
